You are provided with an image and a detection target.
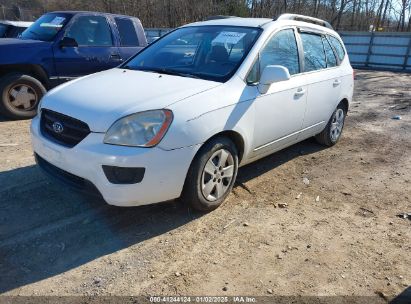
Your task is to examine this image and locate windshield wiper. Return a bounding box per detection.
[124,66,200,79]
[163,70,200,79]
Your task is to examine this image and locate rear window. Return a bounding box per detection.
[328,35,345,62]
[115,18,139,46]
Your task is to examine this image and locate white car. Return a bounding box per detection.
[31,14,353,211]
[0,20,33,38]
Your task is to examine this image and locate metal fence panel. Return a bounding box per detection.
[340,31,411,72]
[371,46,408,55]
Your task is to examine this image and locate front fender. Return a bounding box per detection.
[159,77,259,163]
[0,43,54,77]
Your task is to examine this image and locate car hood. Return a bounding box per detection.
[0,38,50,48]
[42,68,222,132]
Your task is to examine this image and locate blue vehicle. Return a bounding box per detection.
[0,11,147,119]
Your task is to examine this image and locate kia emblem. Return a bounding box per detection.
[52,121,64,134]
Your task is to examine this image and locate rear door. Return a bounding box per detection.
[250,28,308,156]
[53,14,122,78]
[114,17,145,61]
[297,30,343,139]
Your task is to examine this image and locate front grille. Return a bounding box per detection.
[40,109,91,148]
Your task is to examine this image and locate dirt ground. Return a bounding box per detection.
[0,70,410,301]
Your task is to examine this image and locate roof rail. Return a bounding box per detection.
[205,15,238,21]
[276,14,333,30]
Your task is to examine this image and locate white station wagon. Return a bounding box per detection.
[31,14,354,211]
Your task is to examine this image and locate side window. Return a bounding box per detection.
[259,29,300,76]
[300,33,326,72]
[66,16,113,46]
[115,18,139,46]
[323,37,337,67]
[328,35,345,62]
[246,57,260,84]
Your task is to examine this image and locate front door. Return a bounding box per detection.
[298,32,343,138]
[53,15,122,78]
[251,28,307,156]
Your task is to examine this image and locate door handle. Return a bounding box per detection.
[333,79,342,86]
[294,88,306,97]
[110,54,123,61]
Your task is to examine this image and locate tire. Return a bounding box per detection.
[182,136,239,212]
[0,73,46,120]
[315,103,347,146]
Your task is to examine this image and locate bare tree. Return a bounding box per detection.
[1,0,409,31]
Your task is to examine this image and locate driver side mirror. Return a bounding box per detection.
[258,65,291,94]
[59,36,78,48]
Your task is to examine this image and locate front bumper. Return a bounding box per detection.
[31,115,200,207]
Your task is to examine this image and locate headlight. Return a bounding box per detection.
[104,109,173,147]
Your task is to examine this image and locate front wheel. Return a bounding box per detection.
[315,104,346,146]
[182,137,239,212]
[0,73,46,119]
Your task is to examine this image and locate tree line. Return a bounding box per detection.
[0,0,410,31]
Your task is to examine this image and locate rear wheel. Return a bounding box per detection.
[182,137,238,212]
[315,103,346,146]
[0,73,46,119]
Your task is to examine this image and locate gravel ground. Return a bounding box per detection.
[0,70,410,301]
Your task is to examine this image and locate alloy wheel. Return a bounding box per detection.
[201,148,235,201]
[330,108,344,142]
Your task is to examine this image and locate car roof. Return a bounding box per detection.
[184,17,274,28]
[182,16,338,36]
[49,11,141,20]
[0,20,33,27]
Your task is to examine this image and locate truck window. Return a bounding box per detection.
[115,18,139,46]
[0,24,7,37]
[65,16,113,46]
[20,13,69,41]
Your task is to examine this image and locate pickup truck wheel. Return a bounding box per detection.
[0,73,46,119]
[182,136,238,212]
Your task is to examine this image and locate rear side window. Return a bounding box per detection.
[66,15,113,46]
[0,24,8,37]
[328,35,345,62]
[260,29,300,75]
[300,33,326,72]
[115,18,139,46]
[323,37,337,67]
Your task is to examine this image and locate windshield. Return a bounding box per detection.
[123,26,262,82]
[21,13,71,41]
[0,24,8,37]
